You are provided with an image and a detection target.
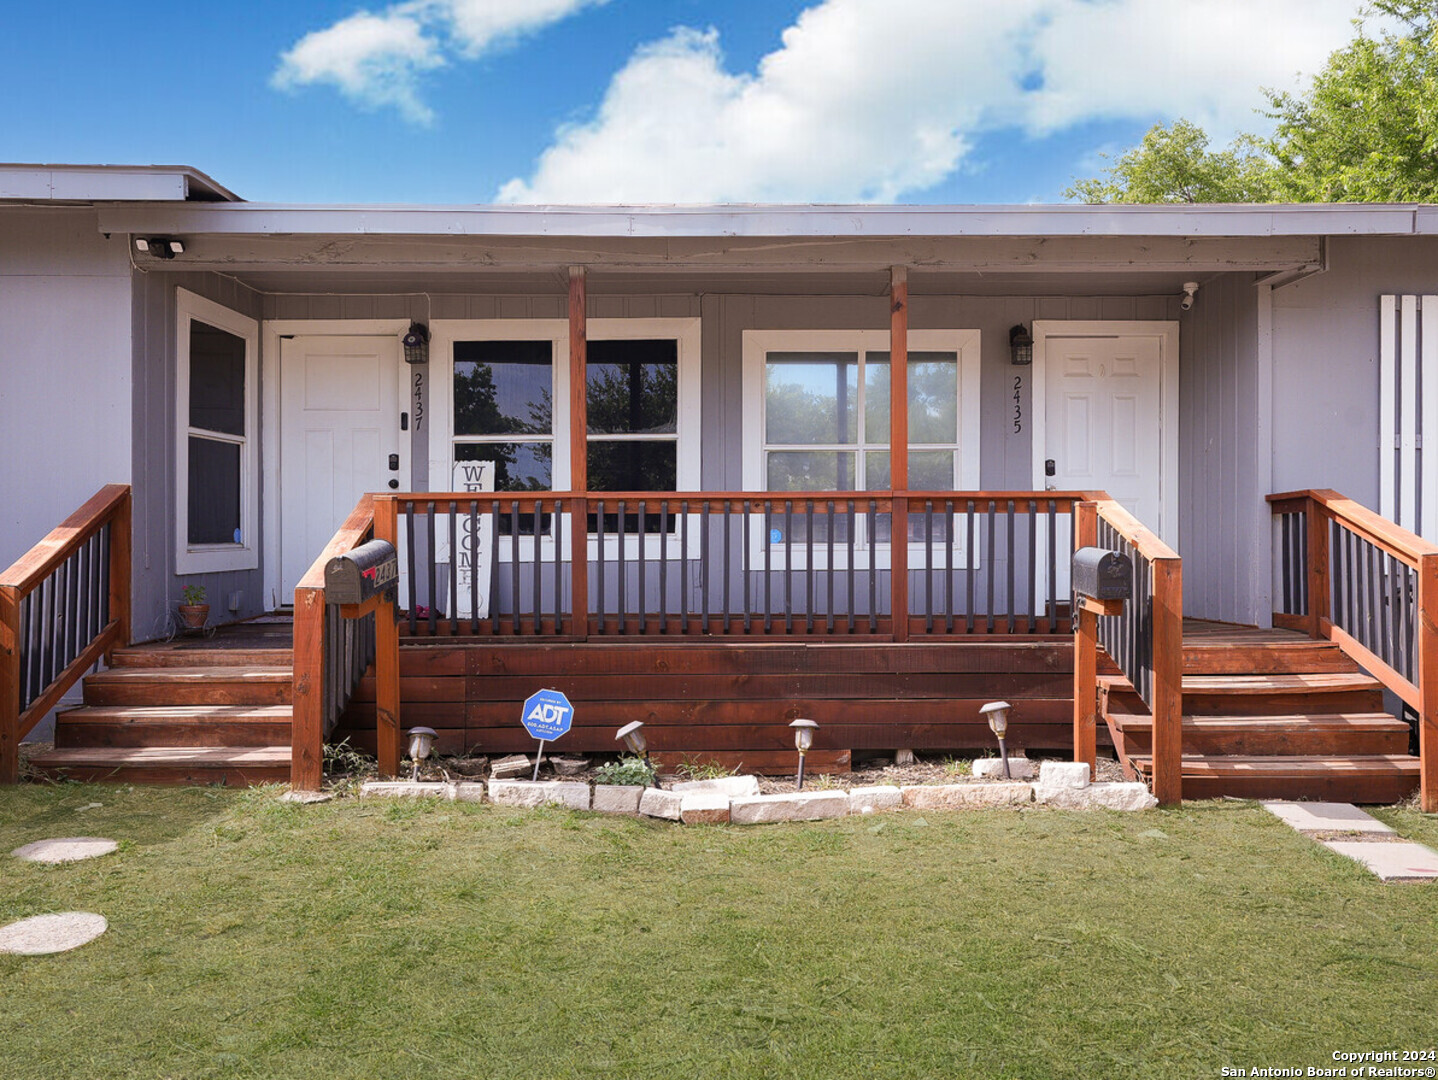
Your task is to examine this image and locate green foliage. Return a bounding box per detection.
[676,756,738,781]
[1069,4,1438,204]
[180,583,207,606]
[592,755,657,786]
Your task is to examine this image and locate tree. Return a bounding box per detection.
[1067,2,1438,204]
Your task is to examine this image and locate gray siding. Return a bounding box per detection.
[1272,236,1438,505]
[0,208,132,570]
[1178,272,1266,624]
[131,270,264,640]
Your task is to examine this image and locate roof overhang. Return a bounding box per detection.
[0,164,239,203]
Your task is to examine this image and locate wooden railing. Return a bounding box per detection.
[1269,489,1438,811]
[384,491,1088,640]
[291,494,401,791]
[0,484,131,783]
[1073,498,1183,805]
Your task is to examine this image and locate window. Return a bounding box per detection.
[175,290,258,573]
[586,339,679,491]
[453,339,555,491]
[743,329,980,552]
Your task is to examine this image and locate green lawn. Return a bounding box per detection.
[2,784,1436,1079]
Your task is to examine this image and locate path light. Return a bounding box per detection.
[616,721,659,788]
[979,702,1012,779]
[790,718,819,790]
[407,726,437,781]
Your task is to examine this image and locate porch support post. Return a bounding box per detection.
[569,266,589,640]
[889,266,909,642]
[1150,555,1184,806]
[1418,552,1438,813]
[373,495,402,777]
[0,584,19,784]
[1306,495,1330,638]
[1072,501,1098,778]
[108,487,132,655]
[290,586,325,791]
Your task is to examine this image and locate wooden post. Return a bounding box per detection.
[1072,501,1098,777]
[290,586,325,791]
[1150,556,1184,805]
[889,267,909,642]
[1418,552,1438,813]
[1306,496,1329,639]
[0,584,19,784]
[372,496,402,776]
[569,267,589,641]
[108,488,132,655]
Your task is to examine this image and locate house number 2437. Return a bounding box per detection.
[1012,375,1023,434]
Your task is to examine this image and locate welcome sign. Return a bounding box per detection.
[450,460,495,620]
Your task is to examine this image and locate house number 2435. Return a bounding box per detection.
[1012,375,1023,434]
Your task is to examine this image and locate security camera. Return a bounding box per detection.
[1180,281,1199,311]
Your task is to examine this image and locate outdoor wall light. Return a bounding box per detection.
[1181,282,1199,311]
[979,701,1013,778]
[406,726,437,781]
[790,718,819,789]
[402,321,430,365]
[134,237,184,259]
[1009,324,1033,365]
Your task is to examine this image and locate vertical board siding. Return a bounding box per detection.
[1379,294,1437,542]
[1178,272,1263,624]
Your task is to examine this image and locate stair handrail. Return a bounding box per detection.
[1074,494,1183,805]
[291,494,397,792]
[1268,488,1438,812]
[0,484,131,783]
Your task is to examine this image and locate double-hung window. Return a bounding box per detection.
[175,290,259,573]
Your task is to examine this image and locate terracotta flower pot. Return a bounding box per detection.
[178,603,209,630]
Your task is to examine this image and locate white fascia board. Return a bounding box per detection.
[95,201,1431,240]
[0,164,240,203]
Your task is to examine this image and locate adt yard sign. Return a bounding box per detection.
[522,689,573,742]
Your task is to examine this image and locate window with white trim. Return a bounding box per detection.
[175,289,259,573]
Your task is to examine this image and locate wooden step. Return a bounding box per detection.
[1181,640,1359,676]
[1102,672,1384,716]
[1129,754,1420,803]
[54,705,292,748]
[1106,712,1411,757]
[110,647,293,668]
[83,667,292,707]
[25,746,291,786]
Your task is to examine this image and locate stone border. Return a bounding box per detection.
[353,761,1158,822]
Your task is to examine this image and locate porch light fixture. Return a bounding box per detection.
[135,237,184,259]
[1181,282,1199,311]
[790,718,819,790]
[406,726,438,781]
[1009,324,1033,366]
[402,321,430,365]
[979,701,1012,778]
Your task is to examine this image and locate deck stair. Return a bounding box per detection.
[26,622,294,786]
[1102,621,1420,803]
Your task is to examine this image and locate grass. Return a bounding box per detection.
[2,784,1437,1079]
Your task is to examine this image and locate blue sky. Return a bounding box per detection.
[0,0,1368,205]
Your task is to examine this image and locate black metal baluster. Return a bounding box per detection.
[700,500,710,634]
[425,501,438,635]
[985,500,997,634]
[723,502,732,634]
[404,503,418,635]
[1047,502,1059,633]
[867,500,877,633]
[945,499,955,634]
[826,500,835,635]
[1281,514,1293,614]
[469,502,480,635]
[488,501,501,636]
[617,500,627,635]
[681,501,690,635]
[509,502,521,635]
[804,500,814,634]
[743,500,752,634]
[533,501,543,636]
[846,501,855,634]
[966,500,976,634]
[553,501,564,636]
[924,499,934,634]
[764,502,772,634]
[596,500,607,635]
[638,500,648,636]
[18,592,31,705]
[448,504,459,636]
[784,500,793,634]
[660,502,670,635]
[1027,501,1037,634]
[1005,500,1016,636]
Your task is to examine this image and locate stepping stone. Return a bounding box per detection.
[279,790,332,804]
[0,913,108,955]
[11,838,118,863]
[1262,802,1395,835]
[1323,840,1438,882]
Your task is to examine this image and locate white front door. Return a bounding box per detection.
[279,335,404,597]
[1042,334,1165,527]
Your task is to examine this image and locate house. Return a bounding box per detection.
[1,163,1434,808]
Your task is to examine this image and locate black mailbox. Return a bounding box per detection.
[325,539,399,605]
[1072,547,1133,601]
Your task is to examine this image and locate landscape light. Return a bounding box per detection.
[979,702,1012,778]
[406,726,437,781]
[790,718,819,790]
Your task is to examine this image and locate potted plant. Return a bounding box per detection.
[178,584,209,630]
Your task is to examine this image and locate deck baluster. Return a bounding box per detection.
[638,501,648,636]
[924,500,934,633]
[701,500,710,633]
[867,500,877,633]
[826,500,836,635]
[596,500,607,635]
[723,502,732,633]
[945,499,955,633]
[469,503,480,635]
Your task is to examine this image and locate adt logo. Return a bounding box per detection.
[521,689,574,742]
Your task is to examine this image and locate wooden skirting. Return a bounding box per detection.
[335,637,1106,768]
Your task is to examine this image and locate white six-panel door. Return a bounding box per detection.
[279,335,404,597]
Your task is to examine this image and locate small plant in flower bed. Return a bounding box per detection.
[593,756,656,787]
[676,757,737,781]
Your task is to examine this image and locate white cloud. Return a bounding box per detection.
[500,0,1364,203]
[273,0,604,125]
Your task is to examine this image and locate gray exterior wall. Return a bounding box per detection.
[131,270,264,639]
[1272,236,1438,504]
[1178,272,1266,624]
[0,208,132,570]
